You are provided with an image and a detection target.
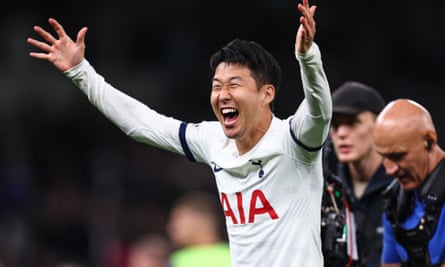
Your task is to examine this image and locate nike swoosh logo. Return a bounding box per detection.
[212,164,223,172]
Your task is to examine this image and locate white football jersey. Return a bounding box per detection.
[65,43,331,267]
[182,117,325,267]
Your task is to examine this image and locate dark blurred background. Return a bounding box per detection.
[1,0,445,266]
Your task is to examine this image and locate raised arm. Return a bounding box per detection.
[27,18,87,72]
[291,0,332,152]
[26,18,185,156]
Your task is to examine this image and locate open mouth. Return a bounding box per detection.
[221,108,239,125]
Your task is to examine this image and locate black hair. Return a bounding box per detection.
[209,39,282,111]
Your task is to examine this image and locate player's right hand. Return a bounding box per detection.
[27,18,87,72]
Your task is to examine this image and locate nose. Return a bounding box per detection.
[333,124,349,138]
[383,158,399,176]
[218,85,231,101]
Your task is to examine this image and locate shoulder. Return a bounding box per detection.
[186,120,223,134]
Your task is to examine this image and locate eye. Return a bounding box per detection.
[230,83,241,89]
[387,153,405,162]
[330,116,358,130]
[212,83,222,91]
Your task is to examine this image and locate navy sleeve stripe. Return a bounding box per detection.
[179,122,196,162]
[288,118,324,152]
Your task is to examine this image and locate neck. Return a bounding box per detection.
[348,151,382,199]
[428,147,445,173]
[236,114,273,155]
[348,149,382,183]
[189,233,221,247]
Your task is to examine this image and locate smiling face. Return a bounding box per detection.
[211,62,274,152]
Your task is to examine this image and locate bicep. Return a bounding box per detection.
[290,104,330,150]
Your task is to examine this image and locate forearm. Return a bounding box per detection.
[296,42,331,119]
[292,43,332,148]
[64,59,184,154]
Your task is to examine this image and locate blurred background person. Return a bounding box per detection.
[321,81,394,267]
[166,191,230,267]
[127,233,171,267]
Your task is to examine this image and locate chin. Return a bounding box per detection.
[221,125,240,139]
[338,155,356,163]
[398,180,417,191]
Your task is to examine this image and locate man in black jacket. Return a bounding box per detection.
[322,81,394,267]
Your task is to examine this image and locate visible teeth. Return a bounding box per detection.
[222,108,237,114]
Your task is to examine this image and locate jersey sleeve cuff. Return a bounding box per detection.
[63,59,89,78]
[295,42,320,62]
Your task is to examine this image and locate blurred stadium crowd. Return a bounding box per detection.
[0,0,444,266]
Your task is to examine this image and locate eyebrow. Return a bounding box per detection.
[212,76,244,83]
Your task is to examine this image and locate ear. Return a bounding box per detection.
[424,131,437,151]
[261,84,275,105]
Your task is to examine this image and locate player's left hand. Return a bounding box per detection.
[295,0,317,54]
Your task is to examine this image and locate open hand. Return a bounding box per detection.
[27,18,88,72]
[295,0,317,54]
